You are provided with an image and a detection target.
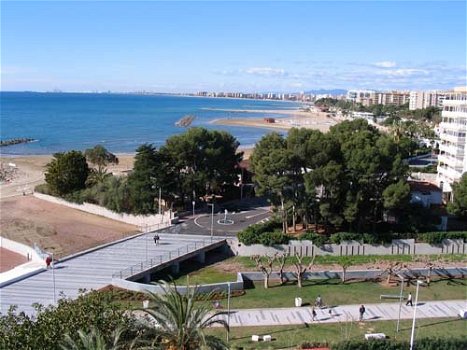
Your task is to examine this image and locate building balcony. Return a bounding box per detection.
[438,143,464,156]
[440,132,466,144]
[437,165,463,182]
[438,154,464,168]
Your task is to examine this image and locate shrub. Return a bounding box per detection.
[34,183,53,195]
[237,219,283,245]
[417,231,467,245]
[332,338,467,350]
[330,232,362,244]
[258,229,290,246]
[300,231,328,247]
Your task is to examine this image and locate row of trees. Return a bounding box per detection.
[251,119,417,234]
[0,282,228,350]
[42,128,243,214]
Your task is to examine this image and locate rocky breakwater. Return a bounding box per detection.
[1,138,35,147]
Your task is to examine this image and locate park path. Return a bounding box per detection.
[217,300,467,327]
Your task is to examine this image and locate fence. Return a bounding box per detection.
[0,236,44,263]
[34,192,173,228]
[229,238,466,257]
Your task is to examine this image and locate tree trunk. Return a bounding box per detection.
[297,272,303,288]
[342,268,347,284]
[281,197,286,234]
[292,205,296,233]
[264,275,269,289]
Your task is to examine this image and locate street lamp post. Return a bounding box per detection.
[192,201,196,217]
[227,281,231,343]
[410,280,423,350]
[47,252,56,304]
[396,276,405,334]
[207,203,214,242]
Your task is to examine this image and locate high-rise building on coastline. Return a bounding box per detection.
[346,90,410,106]
[437,86,467,199]
[409,91,447,110]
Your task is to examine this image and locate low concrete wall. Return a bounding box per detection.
[112,267,467,295]
[230,238,466,257]
[34,193,173,229]
[0,236,43,263]
[112,272,244,295]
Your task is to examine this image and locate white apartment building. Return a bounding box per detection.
[437,86,467,197]
[409,91,446,110]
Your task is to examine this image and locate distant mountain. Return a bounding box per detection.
[304,89,347,95]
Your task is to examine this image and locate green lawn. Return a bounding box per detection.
[217,279,466,309]
[206,318,467,349]
[171,266,237,285]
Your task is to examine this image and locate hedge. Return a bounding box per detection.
[333,337,467,350]
[237,220,289,246]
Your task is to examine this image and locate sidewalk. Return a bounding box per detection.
[218,300,467,327]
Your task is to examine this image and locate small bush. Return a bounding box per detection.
[417,231,467,244]
[34,183,53,195]
[330,232,362,244]
[237,219,284,245]
[300,231,328,247]
[332,337,467,350]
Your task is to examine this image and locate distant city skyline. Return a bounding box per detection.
[1,1,466,93]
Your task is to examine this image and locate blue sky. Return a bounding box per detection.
[2,1,466,92]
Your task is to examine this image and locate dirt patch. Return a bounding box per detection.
[0,196,138,258]
[0,247,28,272]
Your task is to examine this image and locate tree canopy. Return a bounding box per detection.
[45,151,90,196]
[85,145,119,185]
[251,120,410,234]
[447,173,467,219]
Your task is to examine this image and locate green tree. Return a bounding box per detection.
[45,151,90,196]
[161,128,242,206]
[251,133,291,232]
[139,281,229,350]
[0,291,135,350]
[85,145,119,185]
[60,327,132,350]
[127,144,160,214]
[447,173,467,218]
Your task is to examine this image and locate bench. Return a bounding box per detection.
[380,294,405,300]
[365,333,386,340]
[251,335,261,342]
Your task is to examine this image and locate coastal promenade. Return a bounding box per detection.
[218,300,466,327]
[0,233,225,315]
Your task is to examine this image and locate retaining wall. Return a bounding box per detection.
[0,236,43,262]
[34,193,172,229]
[229,238,466,257]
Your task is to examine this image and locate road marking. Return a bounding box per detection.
[193,215,205,228]
[245,210,270,219]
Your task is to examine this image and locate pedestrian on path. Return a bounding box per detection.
[311,307,317,321]
[406,292,413,306]
[153,234,160,246]
[359,305,366,321]
[45,255,52,269]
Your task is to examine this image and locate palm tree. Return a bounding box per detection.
[60,327,133,350]
[138,281,229,350]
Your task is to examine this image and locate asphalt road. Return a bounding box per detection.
[165,200,272,237]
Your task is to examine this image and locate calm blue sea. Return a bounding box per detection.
[1,92,300,155]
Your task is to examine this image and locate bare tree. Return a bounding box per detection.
[338,256,353,284]
[252,255,276,289]
[275,252,289,285]
[293,253,316,288]
[376,261,402,284]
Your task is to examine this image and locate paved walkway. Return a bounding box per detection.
[0,233,224,315]
[218,300,467,327]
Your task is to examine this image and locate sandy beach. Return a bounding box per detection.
[0,154,135,200]
[212,108,341,133]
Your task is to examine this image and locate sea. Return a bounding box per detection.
[0,92,301,155]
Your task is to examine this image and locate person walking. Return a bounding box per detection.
[311,307,317,321]
[315,295,323,308]
[359,305,366,321]
[406,292,413,306]
[153,234,160,246]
